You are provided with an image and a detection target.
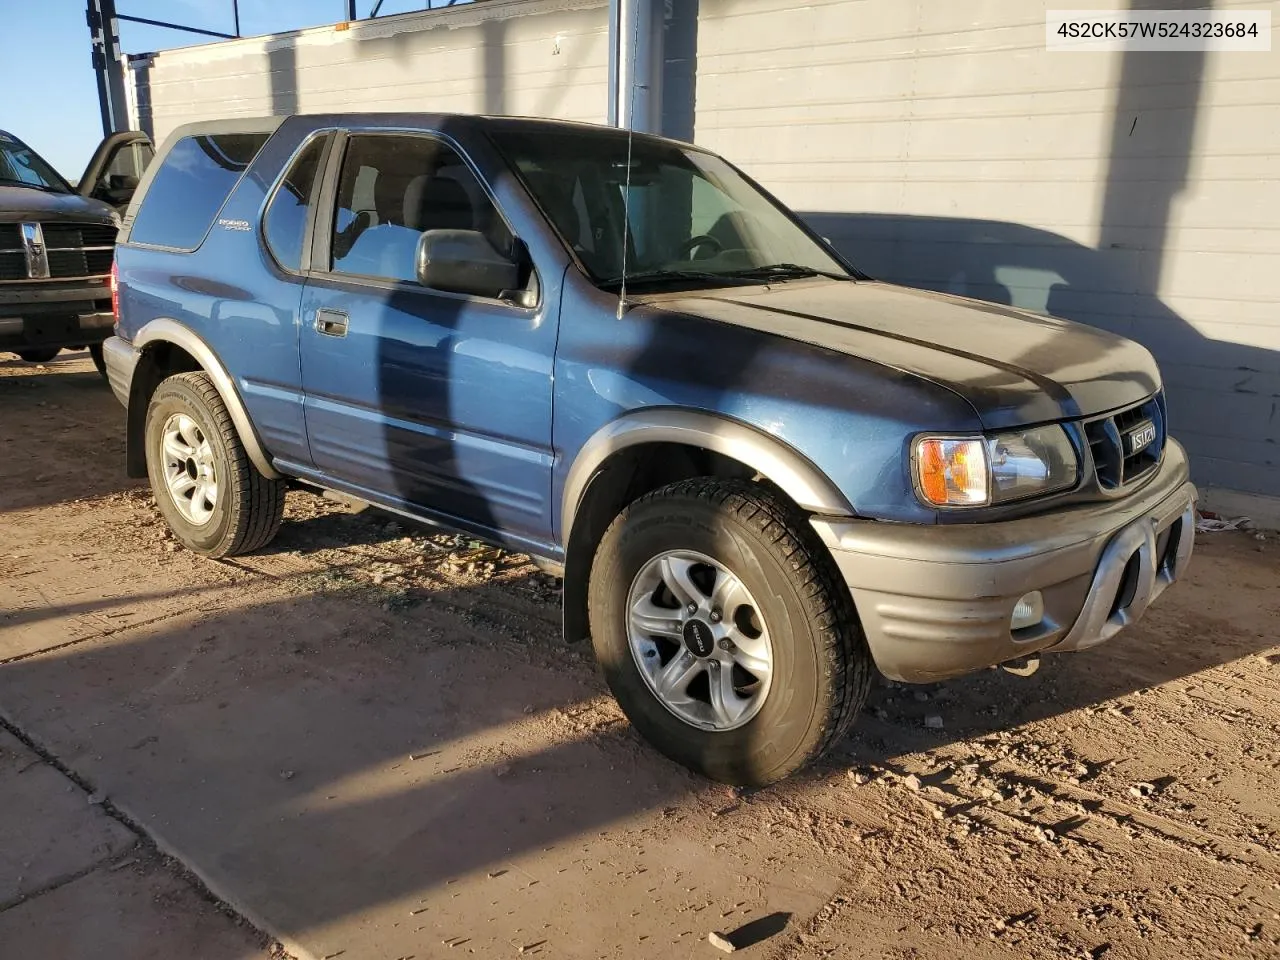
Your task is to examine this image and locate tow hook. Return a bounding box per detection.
[1000,654,1041,677]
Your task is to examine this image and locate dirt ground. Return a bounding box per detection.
[1,352,1278,960]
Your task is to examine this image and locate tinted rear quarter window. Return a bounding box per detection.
[263,135,327,272]
[129,133,269,250]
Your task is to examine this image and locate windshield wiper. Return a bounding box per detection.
[0,178,62,193]
[722,263,853,282]
[598,268,763,290]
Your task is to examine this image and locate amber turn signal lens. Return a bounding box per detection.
[915,437,988,506]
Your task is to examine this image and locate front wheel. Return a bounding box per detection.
[588,479,872,786]
[89,343,107,378]
[16,348,60,363]
[144,371,286,557]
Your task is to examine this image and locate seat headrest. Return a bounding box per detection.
[374,170,418,226]
[405,175,474,232]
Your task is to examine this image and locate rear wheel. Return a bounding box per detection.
[588,478,871,785]
[16,348,59,363]
[144,371,286,557]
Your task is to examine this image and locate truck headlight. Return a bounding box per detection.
[914,426,1078,507]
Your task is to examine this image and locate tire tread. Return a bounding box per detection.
[159,372,285,557]
[596,478,872,780]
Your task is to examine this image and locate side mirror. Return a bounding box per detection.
[415,229,520,300]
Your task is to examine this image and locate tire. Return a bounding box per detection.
[89,343,107,378]
[144,371,286,557]
[16,348,60,363]
[588,478,872,786]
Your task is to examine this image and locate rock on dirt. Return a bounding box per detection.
[707,931,736,953]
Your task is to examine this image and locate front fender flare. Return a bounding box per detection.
[558,408,855,543]
[133,318,282,480]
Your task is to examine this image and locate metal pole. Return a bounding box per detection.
[347,0,357,21]
[233,0,240,36]
[612,0,656,132]
[87,0,130,135]
[115,13,238,40]
[607,0,621,126]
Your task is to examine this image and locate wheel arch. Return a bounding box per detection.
[559,409,856,643]
[125,319,281,481]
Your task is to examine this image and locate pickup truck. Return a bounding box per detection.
[102,115,1196,785]
[1,129,151,367]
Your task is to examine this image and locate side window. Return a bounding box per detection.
[103,142,154,182]
[263,135,327,272]
[329,134,511,284]
[129,133,269,249]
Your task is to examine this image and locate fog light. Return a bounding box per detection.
[1011,591,1044,631]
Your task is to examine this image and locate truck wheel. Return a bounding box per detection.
[144,371,286,557]
[588,478,871,785]
[16,348,59,363]
[89,344,107,378]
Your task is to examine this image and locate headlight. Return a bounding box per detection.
[914,425,1078,507]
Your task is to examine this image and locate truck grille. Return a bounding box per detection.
[1085,392,1167,490]
[0,224,23,281]
[0,221,117,282]
[42,223,117,278]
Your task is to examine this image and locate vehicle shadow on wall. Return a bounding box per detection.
[801,0,1276,501]
[800,209,1280,499]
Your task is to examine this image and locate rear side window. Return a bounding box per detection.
[263,135,327,272]
[130,133,269,250]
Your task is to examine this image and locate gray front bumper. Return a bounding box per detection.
[102,335,137,409]
[812,442,1197,682]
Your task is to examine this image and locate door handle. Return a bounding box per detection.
[315,309,349,338]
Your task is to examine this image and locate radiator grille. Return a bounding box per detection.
[0,224,22,281]
[1085,392,1167,490]
[42,222,117,278]
[0,221,117,281]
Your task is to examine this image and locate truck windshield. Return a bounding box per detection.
[490,127,850,289]
[0,136,71,193]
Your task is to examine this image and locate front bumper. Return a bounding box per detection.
[0,280,114,350]
[813,441,1197,682]
[0,311,114,351]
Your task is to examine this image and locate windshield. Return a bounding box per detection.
[490,127,849,288]
[0,135,71,193]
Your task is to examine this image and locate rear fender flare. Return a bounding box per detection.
[132,318,282,480]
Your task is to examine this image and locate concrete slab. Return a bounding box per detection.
[0,728,134,907]
[0,591,839,959]
[0,858,271,960]
[0,507,253,663]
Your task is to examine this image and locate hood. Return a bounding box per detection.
[651,280,1160,429]
[0,186,117,225]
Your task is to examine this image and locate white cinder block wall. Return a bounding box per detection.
[696,0,1280,511]
[129,0,610,143]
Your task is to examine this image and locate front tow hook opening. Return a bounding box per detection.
[1000,653,1041,677]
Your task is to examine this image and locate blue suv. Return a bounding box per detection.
[104,115,1197,785]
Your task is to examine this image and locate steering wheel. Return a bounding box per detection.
[676,234,723,261]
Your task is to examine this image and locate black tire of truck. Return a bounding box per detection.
[89,344,107,378]
[144,371,286,558]
[16,348,60,363]
[588,478,872,786]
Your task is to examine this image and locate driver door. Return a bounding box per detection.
[78,132,154,211]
